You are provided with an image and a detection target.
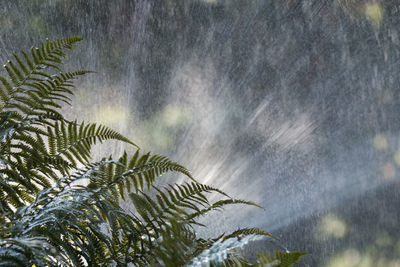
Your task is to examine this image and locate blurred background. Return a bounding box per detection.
[1,0,400,265]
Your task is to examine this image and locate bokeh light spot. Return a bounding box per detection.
[327,248,361,267]
[364,3,384,25]
[394,150,400,167]
[93,105,132,126]
[375,232,393,248]
[382,163,395,180]
[373,134,388,151]
[162,104,191,127]
[316,214,347,240]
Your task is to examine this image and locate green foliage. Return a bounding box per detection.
[0,37,305,266]
[255,250,307,267]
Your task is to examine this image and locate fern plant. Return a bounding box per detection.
[0,37,305,266]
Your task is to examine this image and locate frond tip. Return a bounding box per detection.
[222,228,277,241]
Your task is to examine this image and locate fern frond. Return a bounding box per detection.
[150,218,199,266]
[188,234,270,267]
[7,167,155,266]
[0,36,301,266]
[93,150,196,198]
[188,198,263,220]
[0,180,25,208]
[256,250,307,267]
[126,182,265,249]
[0,237,56,267]
[0,36,82,108]
[222,228,276,241]
[48,121,137,166]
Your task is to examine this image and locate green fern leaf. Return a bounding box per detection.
[256,250,307,267]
